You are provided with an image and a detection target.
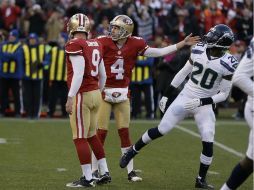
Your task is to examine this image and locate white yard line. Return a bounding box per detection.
[176,125,244,158]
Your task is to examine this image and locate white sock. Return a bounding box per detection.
[121,147,133,174]
[98,158,109,175]
[220,183,232,190]
[91,152,98,172]
[81,164,92,181]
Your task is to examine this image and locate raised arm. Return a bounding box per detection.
[143,34,200,57]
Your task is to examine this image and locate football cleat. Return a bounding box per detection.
[96,172,111,185]
[66,176,96,188]
[128,170,142,182]
[119,146,138,168]
[92,170,100,180]
[195,177,214,189]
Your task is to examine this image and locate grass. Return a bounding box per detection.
[0,118,252,190]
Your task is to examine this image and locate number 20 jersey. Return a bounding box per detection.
[183,43,238,98]
[97,36,148,88]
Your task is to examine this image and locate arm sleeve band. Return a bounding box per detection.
[171,60,193,88]
[68,55,85,97]
[98,59,107,91]
[143,45,177,57]
[200,97,214,105]
[211,79,232,104]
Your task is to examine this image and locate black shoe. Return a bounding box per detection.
[96,172,111,185]
[128,170,142,182]
[119,146,138,168]
[92,170,100,180]
[66,176,96,187]
[195,177,214,189]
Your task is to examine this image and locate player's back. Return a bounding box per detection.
[65,38,103,93]
[97,36,148,88]
[183,42,238,98]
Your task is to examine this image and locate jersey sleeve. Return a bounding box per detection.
[65,39,83,55]
[220,54,238,76]
[134,37,149,56]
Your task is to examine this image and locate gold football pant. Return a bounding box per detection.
[69,90,101,139]
[97,99,130,130]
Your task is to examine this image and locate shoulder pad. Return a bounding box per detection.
[191,42,206,54]
[220,54,238,73]
[65,39,83,55]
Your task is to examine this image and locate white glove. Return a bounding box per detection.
[159,96,168,113]
[184,98,201,110]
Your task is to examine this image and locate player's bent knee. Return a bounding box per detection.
[158,121,174,135]
[201,130,215,142]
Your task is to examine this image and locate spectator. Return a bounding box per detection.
[130,56,155,119]
[0,0,21,30]
[203,0,225,33]
[45,7,64,43]
[22,33,46,119]
[235,5,253,42]
[132,5,155,41]
[24,4,47,37]
[0,29,23,117]
[45,32,68,118]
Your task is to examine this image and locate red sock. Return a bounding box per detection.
[97,129,108,145]
[73,138,91,164]
[87,135,105,160]
[118,128,131,148]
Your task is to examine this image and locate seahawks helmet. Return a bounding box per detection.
[204,24,234,49]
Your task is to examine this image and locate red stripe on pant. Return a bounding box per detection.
[75,96,79,138]
[88,135,105,160]
[80,94,84,138]
[74,138,91,164]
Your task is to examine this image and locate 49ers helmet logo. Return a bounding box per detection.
[112,92,121,98]
[122,18,133,25]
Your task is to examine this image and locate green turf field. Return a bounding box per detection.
[0,118,252,190]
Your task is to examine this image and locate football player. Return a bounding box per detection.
[64,13,111,188]
[220,37,253,190]
[120,24,236,189]
[92,14,200,182]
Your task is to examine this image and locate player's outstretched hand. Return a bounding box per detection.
[184,33,200,46]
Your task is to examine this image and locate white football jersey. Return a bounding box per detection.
[232,37,254,103]
[182,42,238,98]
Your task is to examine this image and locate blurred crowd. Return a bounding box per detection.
[0,0,253,119]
